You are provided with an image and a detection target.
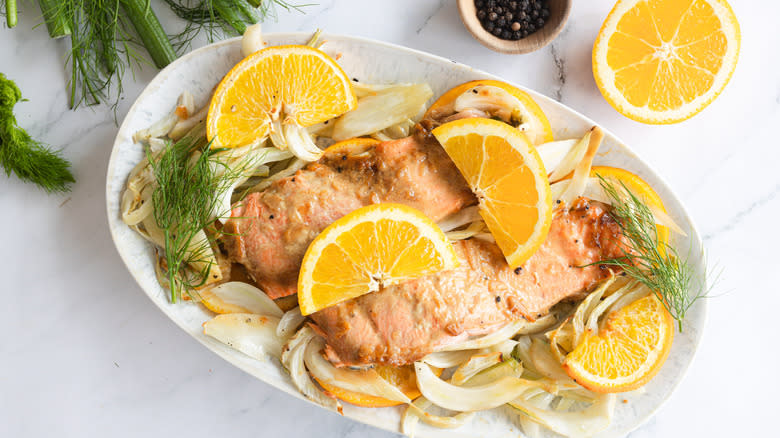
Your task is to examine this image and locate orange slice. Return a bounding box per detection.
[563,294,674,393]
[207,45,356,148]
[316,365,439,408]
[297,203,459,316]
[432,118,552,268]
[593,0,740,124]
[425,79,553,145]
[590,166,669,246]
[323,137,380,156]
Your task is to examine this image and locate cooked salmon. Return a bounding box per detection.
[310,198,625,368]
[221,136,475,299]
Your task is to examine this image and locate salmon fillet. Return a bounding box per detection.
[310,199,625,367]
[222,136,475,299]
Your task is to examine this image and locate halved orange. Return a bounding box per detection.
[207,45,357,148]
[425,79,553,145]
[593,0,740,124]
[297,203,459,316]
[563,294,674,393]
[316,365,439,408]
[432,118,552,268]
[590,166,669,246]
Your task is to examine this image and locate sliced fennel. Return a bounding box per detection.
[332,83,433,141]
[200,282,283,317]
[281,327,341,411]
[204,313,283,359]
[304,337,410,403]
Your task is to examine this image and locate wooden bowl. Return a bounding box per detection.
[457,0,572,54]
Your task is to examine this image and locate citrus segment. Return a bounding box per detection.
[424,80,553,145]
[432,118,552,267]
[563,294,674,393]
[298,203,459,316]
[593,0,740,123]
[207,45,356,148]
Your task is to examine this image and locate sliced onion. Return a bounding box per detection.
[122,184,154,226]
[536,139,578,174]
[170,105,208,140]
[415,361,542,412]
[559,127,604,205]
[304,337,410,403]
[402,397,475,435]
[283,122,324,162]
[549,132,590,182]
[445,220,486,241]
[281,327,340,411]
[438,206,482,232]
[276,307,305,340]
[332,83,433,141]
[422,350,478,368]
[202,282,282,317]
[422,339,517,368]
[250,158,306,193]
[585,279,637,334]
[450,351,503,385]
[435,317,553,353]
[241,23,263,57]
[204,313,282,359]
[508,393,616,438]
[528,337,574,383]
[351,82,402,99]
[604,284,652,319]
[133,111,178,143]
[185,229,222,285]
[517,412,542,438]
[571,277,615,347]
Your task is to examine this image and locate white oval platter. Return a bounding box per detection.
[106,33,706,438]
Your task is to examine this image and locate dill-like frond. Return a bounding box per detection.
[595,176,707,330]
[0,74,75,193]
[147,124,259,302]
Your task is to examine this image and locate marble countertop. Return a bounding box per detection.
[1,1,777,436]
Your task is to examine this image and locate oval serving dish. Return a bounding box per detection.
[106,33,706,438]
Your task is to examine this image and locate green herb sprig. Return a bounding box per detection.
[147,124,255,302]
[0,73,75,193]
[595,176,707,330]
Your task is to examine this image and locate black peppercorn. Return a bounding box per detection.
[475,0,548,41]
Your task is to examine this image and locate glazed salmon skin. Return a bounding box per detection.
[221,136,475,299]
[310,198,626,367]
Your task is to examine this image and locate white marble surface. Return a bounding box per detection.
[0,1,776,437]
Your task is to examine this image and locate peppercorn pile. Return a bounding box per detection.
[475,0,551,41]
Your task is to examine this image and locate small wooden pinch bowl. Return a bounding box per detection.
[457,0,572,54]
